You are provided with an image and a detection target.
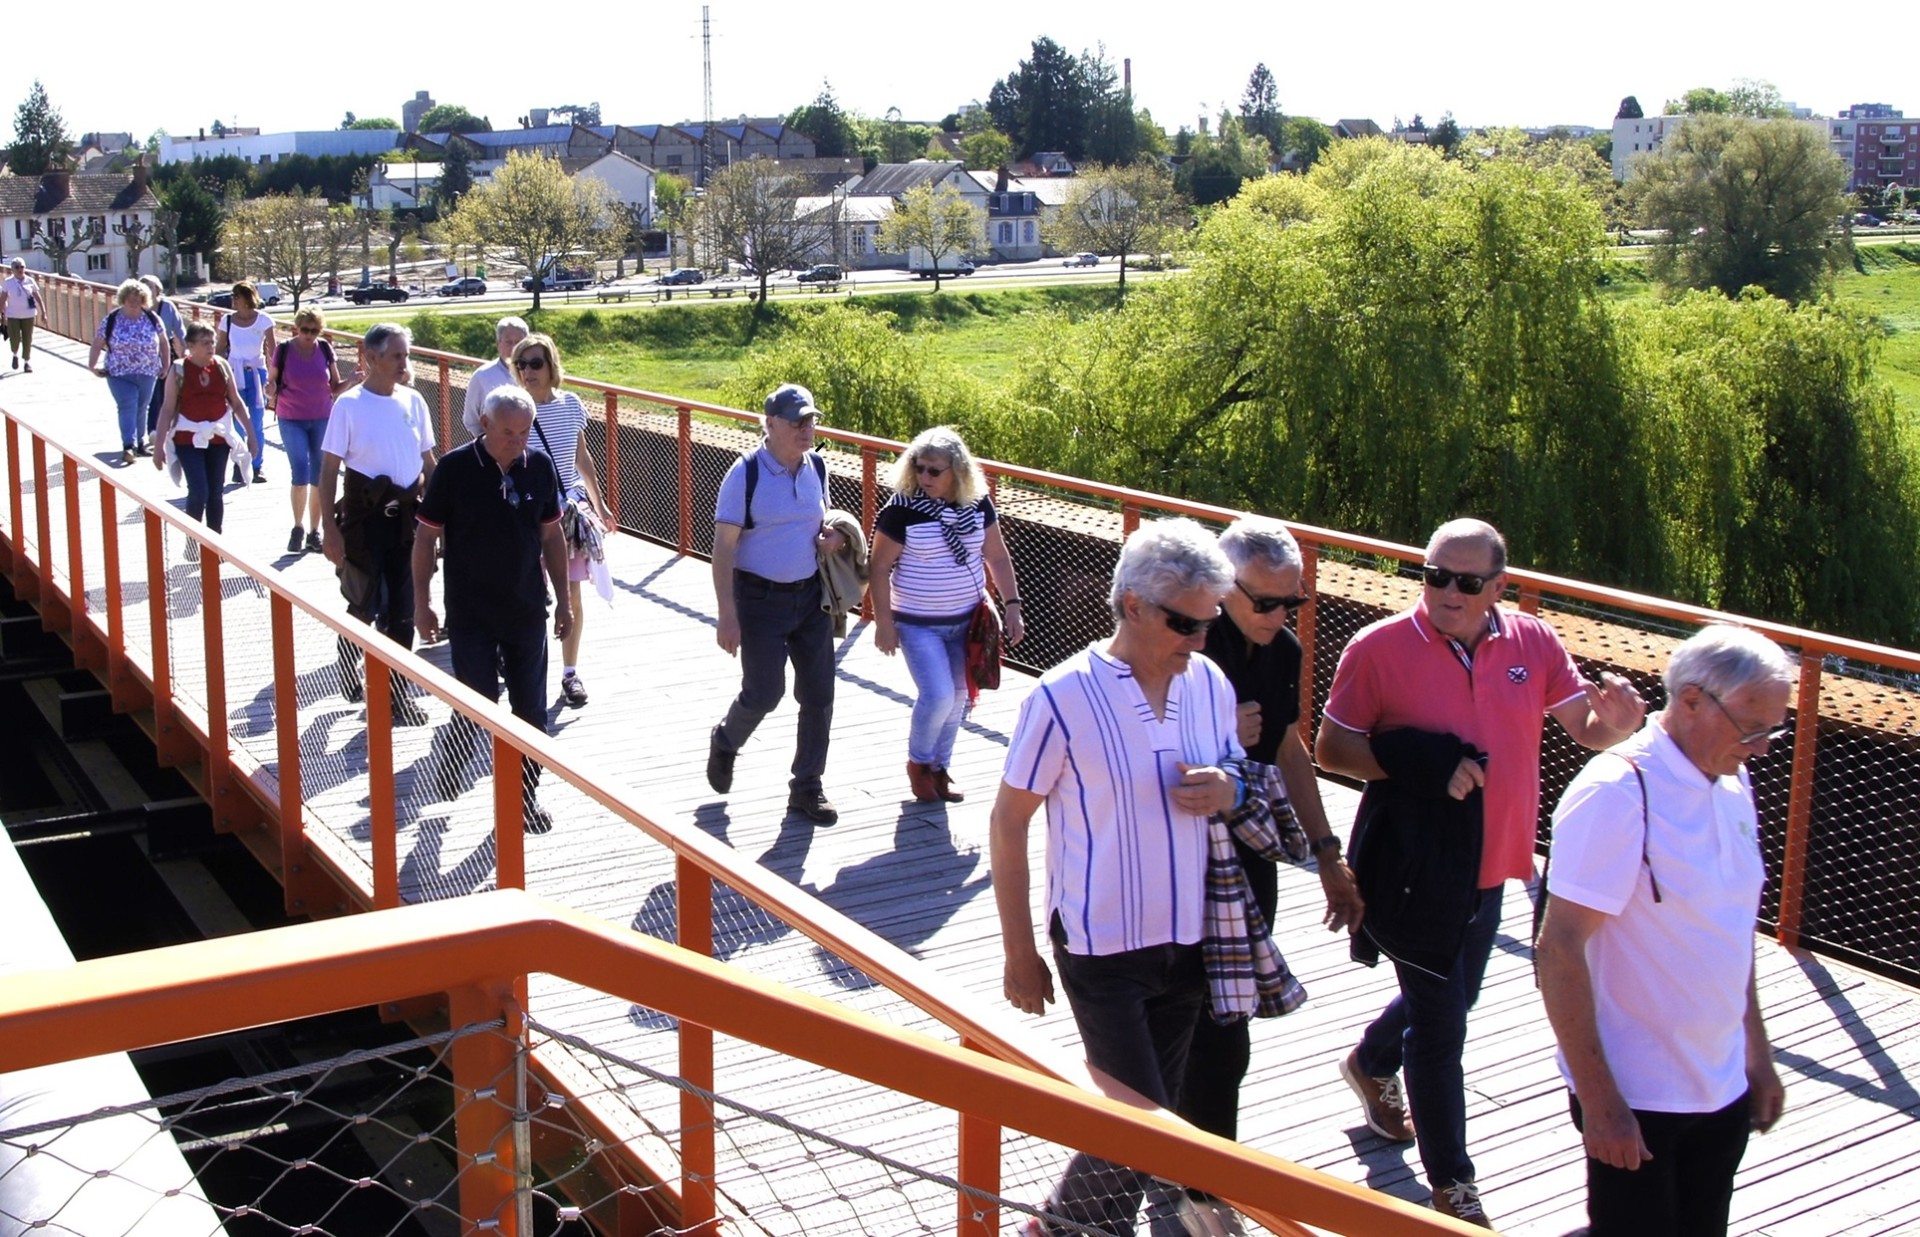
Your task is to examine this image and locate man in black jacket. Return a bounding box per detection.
[1177,517,1364,1143]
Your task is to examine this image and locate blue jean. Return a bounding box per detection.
[1355,883,1504,1189]
[718,574,834,794]
[281,416,328,486]
[235,367,267,469]
[896,615,970,766]
[176,440,232,532]
[1043,922,1206,1236]
[107,374,157,449]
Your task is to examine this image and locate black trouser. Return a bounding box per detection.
[338,508,416,649]
[448,620,548,811]
[1043,914,1207,1236]
[1177,838,1279,1141]
[717,573,834,794]
[1571,1089,1752,1237]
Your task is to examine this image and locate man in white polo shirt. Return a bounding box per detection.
[319,323,438,725]
[1538,625,1789,1237]
[460,316,528,439]
[991,518,1246,1237]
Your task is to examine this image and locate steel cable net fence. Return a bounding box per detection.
[0,1019,637,1236]
[522,1014,1282,1237]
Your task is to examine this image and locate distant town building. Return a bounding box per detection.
[1829,105,1916,194]
[0,166,161,278]
[1611,111,1834,182]
[159,129,402,166]
[402,91,435,135]
[413,122,815,187]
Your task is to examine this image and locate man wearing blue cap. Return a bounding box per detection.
[706,383,845,823]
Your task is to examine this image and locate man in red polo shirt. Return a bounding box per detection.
[1315,518,1644,1228]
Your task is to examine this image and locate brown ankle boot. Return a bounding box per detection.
[933,768,965,802]
[907,760,938,801]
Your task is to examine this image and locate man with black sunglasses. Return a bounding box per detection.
[412,387,573,834]
[1315,518,1645,1228]
[1177,517,1363,1145]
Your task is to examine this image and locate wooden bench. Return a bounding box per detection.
[595,288,633,303]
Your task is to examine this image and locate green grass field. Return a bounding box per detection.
[1834,245,1920,417]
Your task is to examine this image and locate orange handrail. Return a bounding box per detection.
[0,890,1484,1236]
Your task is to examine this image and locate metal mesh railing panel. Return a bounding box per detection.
[525,1014,1281,1237]
[0,1022,528,1237]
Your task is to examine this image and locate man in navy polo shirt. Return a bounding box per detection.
[706,383,846,824]
[412,386,574,834]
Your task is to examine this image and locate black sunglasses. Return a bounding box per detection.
[914,462,948,477]
[1235,579,1310,614]
[1154,602,1221,638]
[513,356,548,371]
[1422,564,1493,595]
[499,475,521,508]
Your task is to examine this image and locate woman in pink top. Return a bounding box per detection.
[266,306,349,554]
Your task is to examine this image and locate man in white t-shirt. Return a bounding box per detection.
[991,518,1246,1237]
[1538,624,1791,1237]
[318,323,438,723]
[460,316,528,439]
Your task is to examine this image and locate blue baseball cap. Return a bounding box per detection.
[765,383,820,421]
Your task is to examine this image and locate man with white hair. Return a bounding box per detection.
[413,386,574,833]
[1315,517,1646,1227]
[1538,624,1789,1237]
[461,316,530,439]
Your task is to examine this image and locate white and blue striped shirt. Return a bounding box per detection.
[1004,644,1244,956]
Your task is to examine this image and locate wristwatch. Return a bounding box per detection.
[1311,835,1343,858]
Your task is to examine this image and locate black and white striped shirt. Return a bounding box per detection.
[874,493,998,620]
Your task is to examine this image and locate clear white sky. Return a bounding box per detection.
[42,2,1904,142]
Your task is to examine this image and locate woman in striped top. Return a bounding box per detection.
[512,333,612,709]
[870,427,1023,802]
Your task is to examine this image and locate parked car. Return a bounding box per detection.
[796,264,843,284]
[343,283,410,305]
[1853,213,1884,228]
[201,291,234,309]
[660,268,705,286]
[436,277,488,297]
[1062,252,1100,267]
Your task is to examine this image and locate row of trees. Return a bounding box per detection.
[723,138,1918,644]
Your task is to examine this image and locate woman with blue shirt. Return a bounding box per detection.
[869,427,1023,802]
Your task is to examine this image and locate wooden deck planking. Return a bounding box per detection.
[6,334,1919,1235]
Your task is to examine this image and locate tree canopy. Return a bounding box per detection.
[1239,64,1283,150]
[419,104,491,135]
[9,80,71,175]
[444,151,617,309]
[1045,162,1189,293]
[787,84,859,158]
[987,38,1145,162]
[694,160,837,301]
[1631,114,1851,302]
[876,183,986,290]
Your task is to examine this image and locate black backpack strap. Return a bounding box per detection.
[1533,750,1653,981]
[741,452,760,531]
[272,340,290,388]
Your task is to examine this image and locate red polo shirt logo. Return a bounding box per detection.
[1508,666,1529,684]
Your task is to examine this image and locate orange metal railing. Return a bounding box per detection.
[24,267,1920,978]
[0,340,1490,1236]
[0,892,1492,1236]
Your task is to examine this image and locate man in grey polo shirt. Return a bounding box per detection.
[707,383,845,824]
